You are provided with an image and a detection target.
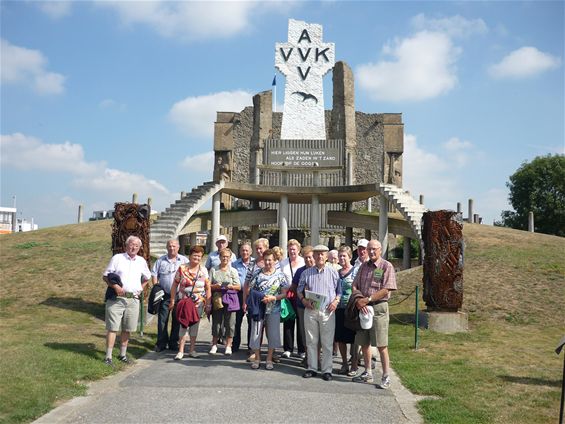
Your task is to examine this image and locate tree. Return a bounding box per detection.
[496,154,565,236]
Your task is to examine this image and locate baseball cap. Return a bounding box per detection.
[359,307,374,330]
[216,235,228,243]
[357,239,369,248]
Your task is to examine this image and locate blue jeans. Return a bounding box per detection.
[156,293,180,349]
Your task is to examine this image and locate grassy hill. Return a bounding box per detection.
[0,220,563,423]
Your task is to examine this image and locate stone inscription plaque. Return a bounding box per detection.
[266,146,340,167]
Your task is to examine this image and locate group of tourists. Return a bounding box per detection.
[102,234,397,389]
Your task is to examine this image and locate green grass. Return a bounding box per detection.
[389,223,564,424]
[0,221,157,424]
[0,220,563,423]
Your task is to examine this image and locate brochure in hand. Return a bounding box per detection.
[305,290,327,311]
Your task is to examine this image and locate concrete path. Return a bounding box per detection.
[36,319,422,424]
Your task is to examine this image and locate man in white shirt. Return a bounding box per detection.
[103,235,151,365]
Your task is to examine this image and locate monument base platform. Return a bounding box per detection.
[419,310,468,334]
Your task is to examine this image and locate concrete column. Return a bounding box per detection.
[313,171,320,187]
[251,225,259,242]
[310,195,320,246]
[147,197,152,208]
[132,193,138,203]
[367,198,372,213]
[231,226,239,251]
[528,211,534,232]
[255,151,261,184]
[403,237,411,270]
[457,202,461,214]
[379,197,389,257]
[419,195,424,205]
[345,227,353,247]
[77,205,83,223]
[473,214,479,224]
[179,234,189,255]
[347,152,353,185]
[279,194,289,256]
[211,192,221,252]
[468,199,474,223]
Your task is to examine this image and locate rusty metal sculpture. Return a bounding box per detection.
[422,210,464,311]
[111,202,151,263]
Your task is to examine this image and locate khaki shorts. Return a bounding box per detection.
[179,304,204,338]
[105,297,139,332]
[354,302,389,348]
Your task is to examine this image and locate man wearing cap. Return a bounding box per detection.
[352,238,369,268]
[297,244,341,381]
[205,235,236,271]
[151,239,189,352]
[351,239,397,389]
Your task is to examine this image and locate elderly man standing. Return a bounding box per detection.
[297,244,341,381]
[205,235,236,271]
[352,239,397,389]
[232,242,254,353]
[352,238,369,268]
[151,239,189,352]
[103,235,151,365]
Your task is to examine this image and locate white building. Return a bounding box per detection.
[0,207,38,233]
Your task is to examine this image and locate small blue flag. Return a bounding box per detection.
[272,75,276,86]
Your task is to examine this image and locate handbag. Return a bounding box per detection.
[212,292,224,311]
[280,298,296,322]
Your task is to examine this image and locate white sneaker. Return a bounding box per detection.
[380,375,391,389]
[209,345,218,354]
[174,352,183,360]
[282,351,291,358]
[225,346,232,356]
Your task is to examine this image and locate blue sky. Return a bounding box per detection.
[1,1,563,228]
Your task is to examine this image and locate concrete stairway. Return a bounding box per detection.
[379,183,427,244]
[150,181,223,257]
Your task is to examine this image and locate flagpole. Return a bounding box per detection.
[272,74,277,113]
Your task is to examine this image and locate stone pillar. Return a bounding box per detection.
[279,194,289,256]
[181,191,186,199]
[379,197,389,257]
[345,227,353,247]
[231,226,239,252]
[211,192,221,252]
[251,91,272,183]
[403,237,411,270]
[457,202,461,214]
[419,195,424,205]
[251,225,259,243]
[179,234,189,255]
[147,197,152,208]
[468,199,473,223]
[310,195,320,246]
[528,211,534,232]
[132,193,138,203]
[77,205,83,223]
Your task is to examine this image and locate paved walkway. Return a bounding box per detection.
[36,318,422,423]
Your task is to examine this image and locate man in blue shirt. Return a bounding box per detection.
[298,244,341,381]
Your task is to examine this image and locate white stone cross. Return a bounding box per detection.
[275,19,335,140]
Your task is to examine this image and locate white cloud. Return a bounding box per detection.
[489,46,561,79]
[1,133,102,174]
[97,1,292,42]
[73,168,169,195]
[99,98,127,111]
[169,90,253,139]
[181,151,215,176]
[444,137,474,166]
[0,39,66,94]
[356,31,459,102]
[35,1,72,19]
[411,14,488,38]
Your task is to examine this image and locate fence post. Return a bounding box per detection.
[414,285,419,350]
